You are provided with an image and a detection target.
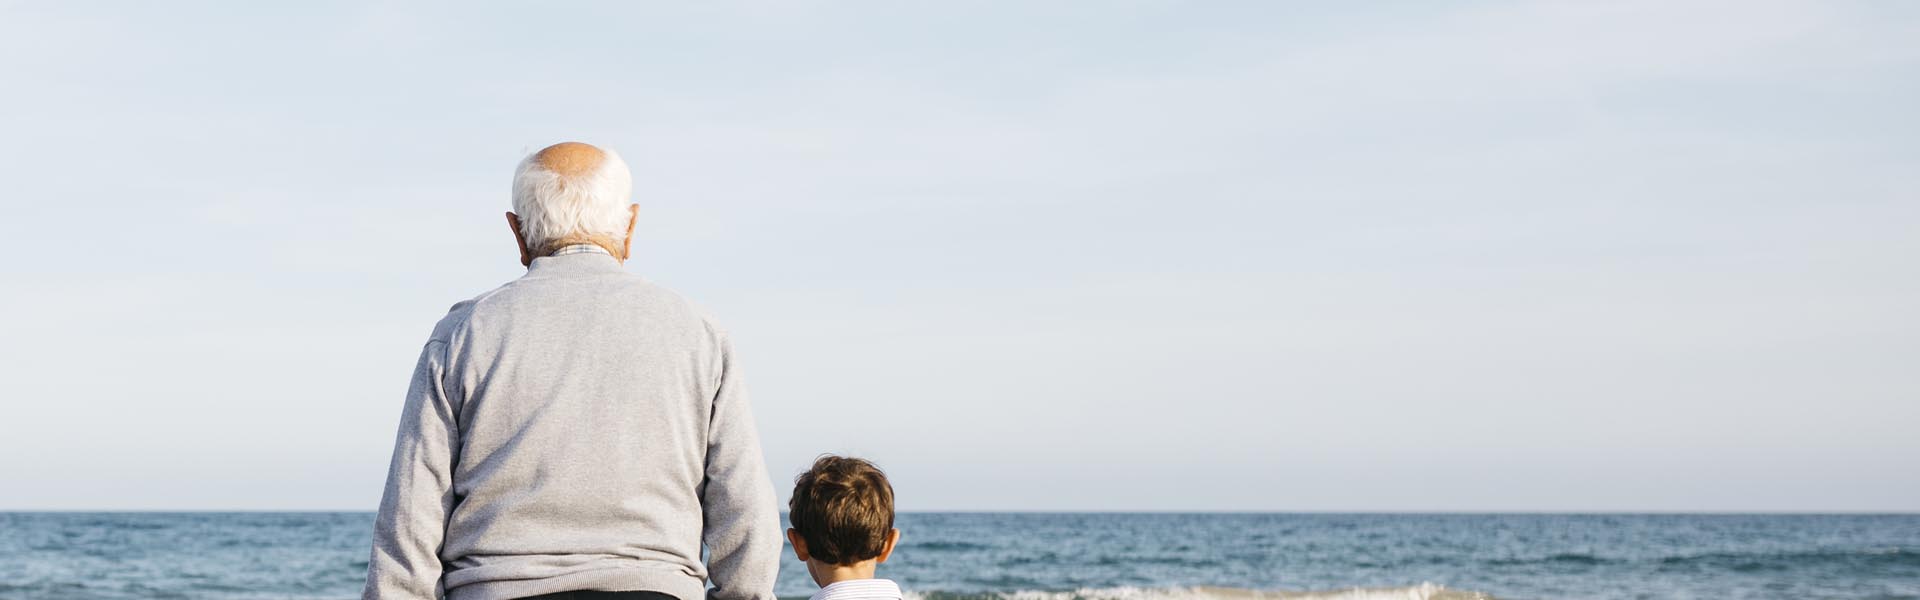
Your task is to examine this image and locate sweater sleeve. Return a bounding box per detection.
[364,340,460,600]
[700,334,781,600]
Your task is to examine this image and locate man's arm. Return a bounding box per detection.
[701,335,780,600]
[364,340,461,600]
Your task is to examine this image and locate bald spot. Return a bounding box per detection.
[533,142,606,176]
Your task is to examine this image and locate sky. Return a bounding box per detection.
[0,0,1915,512]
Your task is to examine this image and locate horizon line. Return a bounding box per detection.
[6,508,1917,515]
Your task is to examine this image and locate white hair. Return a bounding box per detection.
[510,147,634,254]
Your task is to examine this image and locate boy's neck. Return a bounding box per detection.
[808,559,882,587]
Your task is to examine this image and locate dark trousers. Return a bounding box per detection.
[516,592,679,600]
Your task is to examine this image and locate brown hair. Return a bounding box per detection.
[787,455,895,565]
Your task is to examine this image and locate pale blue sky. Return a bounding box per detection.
[1,1,1915,511]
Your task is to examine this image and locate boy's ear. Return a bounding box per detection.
[786,528,812,562]
[876,528,902,564]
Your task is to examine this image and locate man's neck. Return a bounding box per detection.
[536,239,625,262]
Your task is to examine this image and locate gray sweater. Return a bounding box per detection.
[363,249,780,600]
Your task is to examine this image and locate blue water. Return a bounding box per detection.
[1,513,1916,599]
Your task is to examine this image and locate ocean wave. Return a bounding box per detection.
[1654,548,1918,570]
[908,541,998,552]
[1476,547,1917,570]
[1486,552,1615,566]
[895,585,1493,600]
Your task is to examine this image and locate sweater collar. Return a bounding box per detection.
[527,245,623,274]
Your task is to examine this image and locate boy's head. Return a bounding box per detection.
[786,455,900,583]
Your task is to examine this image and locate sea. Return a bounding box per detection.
[1,512,1915,600]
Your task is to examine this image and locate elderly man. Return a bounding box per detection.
[363,142,780,600]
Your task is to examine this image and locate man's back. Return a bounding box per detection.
[364,247,778,600]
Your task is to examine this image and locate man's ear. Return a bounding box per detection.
[506,212,532,267]
[786,528,812,562]
[876,528,901,564]
[620,203,638,261]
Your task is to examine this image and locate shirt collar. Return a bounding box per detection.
[526,243,624,275]
[549,243,612,257]
[809,579,902,600]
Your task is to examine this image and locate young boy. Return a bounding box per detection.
[786,455,903,600]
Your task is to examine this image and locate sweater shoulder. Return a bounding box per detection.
[425,284,508,344]
[636,278,730,338]
[581,271,725,328]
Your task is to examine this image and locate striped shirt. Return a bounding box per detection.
[550,243,611,257]
[809,579,903,600]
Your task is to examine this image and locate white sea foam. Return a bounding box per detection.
[905,585,1494,600]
